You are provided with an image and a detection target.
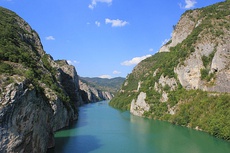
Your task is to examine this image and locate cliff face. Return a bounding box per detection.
[0,7,83,152]
[79,80,113,102]
[79,77,125,103]
[110,1,230,141]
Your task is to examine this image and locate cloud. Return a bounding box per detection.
[113,70,121,74]
[179,0,197,9]
[121,55,151,66]
[149,48,154,52]
[45,36,55,41]
[99,75,112,79]
[67,60,79,65]
[89,0,112,9]
[95,21,101,27]
[105,18,129,27]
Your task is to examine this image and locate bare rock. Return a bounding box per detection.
[130,92,150,116]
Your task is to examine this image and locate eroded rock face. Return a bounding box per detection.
[159,10,199,52]
[0,82,53,153]
[79,80,113,102]
[0,60,81,153]
[56,60,84,107]
[208,45,230,92]
[175,52,204,90]
[130,92,150,116]
[0,7,83,152]
[175,43,230,92]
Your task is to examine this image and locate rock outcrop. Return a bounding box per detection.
[79,80,113,102]
[130,92,150,116]
[110,1,230,141]
[0,7,83,152]
[159,10,200,53]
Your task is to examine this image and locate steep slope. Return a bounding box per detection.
[0,7,83,152]
[110,1,230,141]
[80,77,125,94]
[79,77,125,102]
[79,80,113,102]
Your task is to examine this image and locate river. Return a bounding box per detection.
[47,101,230,153]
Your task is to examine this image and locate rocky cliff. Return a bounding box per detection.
[79,77,125,103]
[0,7,83,152]
[79,80,113,103]
[110,1,230,141]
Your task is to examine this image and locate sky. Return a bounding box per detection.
[0,0,224,78]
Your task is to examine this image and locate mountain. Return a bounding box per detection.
[0,7,84,152]
[80,77,125,94]
[79,77,125,102]
[110,1,230,141]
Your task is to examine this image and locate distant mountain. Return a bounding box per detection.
[110,1,230,141]
[80,77,125,94]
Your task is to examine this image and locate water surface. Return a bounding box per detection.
[48,101,230,153]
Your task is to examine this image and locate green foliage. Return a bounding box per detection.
[80,77,125,94]
[202,49,216,68]
[165,39,172,45]
[0,7,72,106]
[111,0,230,141]
[200,48,216,82]
[200,68,209,80]
[200,69,215,82]
[0,62,13,74]
[110,91,137,110]
[170,90,230,141]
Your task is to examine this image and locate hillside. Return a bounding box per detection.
[80,77,125,94]
[110,1,230,141]
[0,7,84,152]
[79,77,125,102]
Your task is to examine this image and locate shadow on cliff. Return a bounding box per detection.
[47,135,102,153]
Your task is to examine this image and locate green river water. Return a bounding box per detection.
[48,101,230,153]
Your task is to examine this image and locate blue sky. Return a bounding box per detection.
[0,0,224,78]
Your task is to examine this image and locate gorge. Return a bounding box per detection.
[1,0,230,152]
[0,6,121,152]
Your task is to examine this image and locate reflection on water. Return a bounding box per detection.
[48,101,230,153]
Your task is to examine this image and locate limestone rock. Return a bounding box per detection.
[159,10,199,52]
[0,7,83,152]
[79,80,113,102]
[130,92,150,116]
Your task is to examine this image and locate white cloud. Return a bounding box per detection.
[95,21,101,27]
[45,36,55,41]
[149,48,154,52]
[99,75,112,79]
[179,0,197,9]
[89,0,112,9]
[121,55,151,66]
[113,70,121,74]
[105,18,129,27]
[67,60,79,65]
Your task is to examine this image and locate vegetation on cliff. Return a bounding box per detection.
[80,77,125,95]
[0,7,86,152]
[110,1,230,141]
[0,7,73,107]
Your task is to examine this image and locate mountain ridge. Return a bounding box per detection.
[110,0,230,141]
[80,77,125,94]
